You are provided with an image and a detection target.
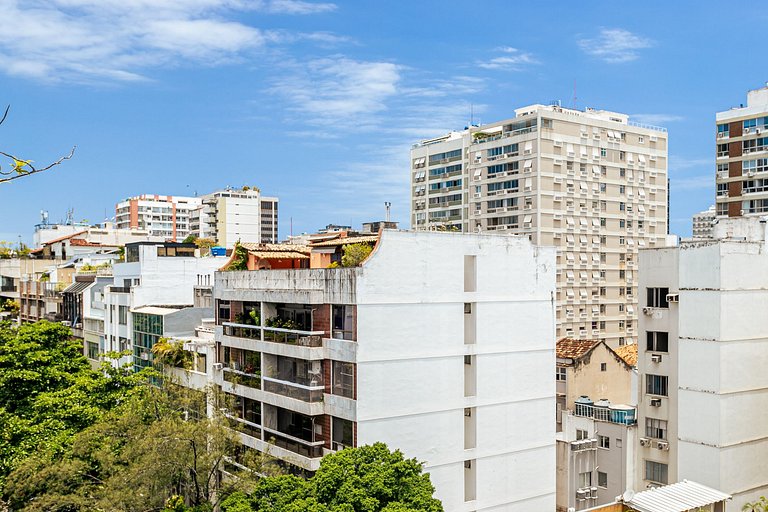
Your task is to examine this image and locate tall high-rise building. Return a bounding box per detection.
[410,103,669,346]
[115,194,202,241]
[715,85,768,218]
[691,205,716,238]
[635,217,768,508]
[189,188,279,247]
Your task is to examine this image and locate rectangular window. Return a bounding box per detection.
[717,144,729,157]
[332,361,355,399]
[647,331,669,352]
[645,418,668,440]
[645,460,668,484]
[118,305,128,325]
[598,435,610,449]
[646,374,668,396]
[556,367,567,381]
[578,471,592,488]
[598,471,608,488]
[647,287,670,308]
[576,429,589,441]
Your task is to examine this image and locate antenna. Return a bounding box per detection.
[384,202,391,222]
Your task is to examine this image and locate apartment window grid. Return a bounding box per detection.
[645,418,667,440]
[645,460,668,485]
[646,374,668,396]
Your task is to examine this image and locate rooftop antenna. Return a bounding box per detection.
[384,202,391,222]
[40,210,48,225]
[65,208,74,225]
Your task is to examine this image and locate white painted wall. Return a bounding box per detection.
[355,230,556,512]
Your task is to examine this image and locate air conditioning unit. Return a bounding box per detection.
[213,362,223,371]
[666,293,679,303]
[758,128,763,135]
[745,127,752,134]
[651,353,663,363]
[140,352,149,361]
[650,398,662,407]
[642,307,653,315]
[657,441,669,451]
[473,193,481,198]
[639,437,650,447]
[61,320,72,327]
[717,132,724,139]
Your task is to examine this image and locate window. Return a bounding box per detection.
[638,135,644,144]
[578,471,592,488]
[645,461,668,484]
[118,305,128,325]
[646,374,668,396]
[332,361,355,398]
[576,429,589,441]
[598,471,608,488]
[647,287,669,308]
[647,331,669,352]
[717,144,729,157]
[556,367,567,381]
[598,435,610,449]
[600,362,607,372]
[717,123,729,136]
[600,148,607,157]
[646,418,668,440]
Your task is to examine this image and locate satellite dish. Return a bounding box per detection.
[622,490,635,502]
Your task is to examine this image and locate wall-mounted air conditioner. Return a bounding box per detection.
[639,437,650,446]
[650,398,662,407]
[651,354,662,363]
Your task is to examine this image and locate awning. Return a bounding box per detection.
[62,281,93,294]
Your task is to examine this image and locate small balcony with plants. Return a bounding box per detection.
[220,346,261,390]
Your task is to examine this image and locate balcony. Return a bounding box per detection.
[227,415,262,439]
[574,403,636,425]
[108,286,131,294]
[263,428,324,459]
[222,322,323,347]
[263,376,324,403]
[222,367,262,389]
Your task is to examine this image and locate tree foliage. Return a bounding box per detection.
[220,443,444,512]
[0,321,145,490]
[341,243,373,268]
[744,497,768,512]
[0,105,75,184]
[226,243,249,271]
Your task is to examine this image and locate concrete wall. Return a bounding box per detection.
[566,343,634,409]
[354,230,557,512]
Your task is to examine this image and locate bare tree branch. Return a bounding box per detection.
[0,146,76,184]
[0,105,9,126]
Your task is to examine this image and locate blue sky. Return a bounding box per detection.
[0,0,766,244]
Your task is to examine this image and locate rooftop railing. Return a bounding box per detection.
[222,322,323,348]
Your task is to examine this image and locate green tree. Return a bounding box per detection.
[341,243,373,267]
[744,497,768,512]
[220,443,443,512]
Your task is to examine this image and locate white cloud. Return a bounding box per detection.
[631,114,684,125]
[0,0,338,83]
[671,175,712,190]
[477,47,538,70]
[578,28,653,63]
[270,56,401,126]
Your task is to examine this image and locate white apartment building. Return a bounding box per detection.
[115,194,202,241]
[715,85,768,219]
[411,103,669,347]
[636,217,768,509]
[102,241,223,368]
[213,230,557,511]
[189,188,279,247]
[691,206,716,238]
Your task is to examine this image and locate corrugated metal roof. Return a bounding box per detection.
[61,281,93,294]
[626,480,731,512]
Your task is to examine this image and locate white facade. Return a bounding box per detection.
[190,189,279,247]
[103,243,223,366]
[213,230,557,512]
[115,195,202,240]
[691,206,716,239]
[636,217,768,508]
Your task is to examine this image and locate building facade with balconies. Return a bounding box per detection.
[636,217,768,509]
[115,194,202,241]
[715,85,768,218]
[189,189,279,247]
[410,103,669,348]
[213,229,557,512]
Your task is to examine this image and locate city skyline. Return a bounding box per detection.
[1,1,766,243]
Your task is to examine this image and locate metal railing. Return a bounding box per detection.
[222,367,261,389]
[263,376,324,402]
[222,322,324,347]
[263,428,324,459]
[574,404,636,425]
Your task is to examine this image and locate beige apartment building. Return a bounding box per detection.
[715,85,768,218]
[410,103,669,346]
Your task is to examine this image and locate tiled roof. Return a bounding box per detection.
[240,242,310,254]
[556,337,600,360]
[310,235,379,247]
[614,343,638,367]
[42,230,88,245]
[249,250,309,260]
[625,480,731,512]
[69,239,120,247]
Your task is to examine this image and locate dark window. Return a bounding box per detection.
[647,331,669,352]
[645,461,668,484]
[645,418,667,440]
[646,374,668,396]
[647,287,669,308]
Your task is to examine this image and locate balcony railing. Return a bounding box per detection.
[227,415,262,439]
[263,376,324,402]
[574,404,637,425]
[263,428,324,459]
[222,322,323,348]
[108,286,131,293]
[222,367,261,389]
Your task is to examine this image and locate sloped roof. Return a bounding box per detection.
[556,338,600,360]
[61,281,93,294]
[43,230,88,246]
[69,239,120,247]
[310,235,379,247]
[614,343,638,367]
[625,480,731,512]
[239,243,310,260]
